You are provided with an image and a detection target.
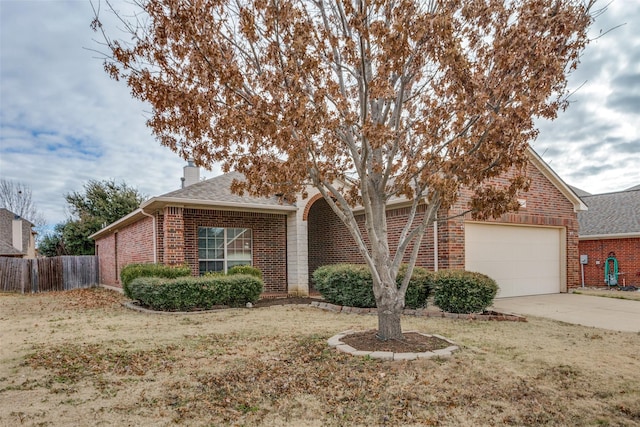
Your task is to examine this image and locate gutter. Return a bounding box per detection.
[433,218,438,272]
[579,232,640,240]
[140,208,158,263]
[88,208,144,240]
[140,196,298,213]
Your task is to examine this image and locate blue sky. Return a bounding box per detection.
[1,0,639,227]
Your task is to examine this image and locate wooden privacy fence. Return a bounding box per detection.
[0,256,99,293]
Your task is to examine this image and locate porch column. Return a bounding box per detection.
[287,210,309,296]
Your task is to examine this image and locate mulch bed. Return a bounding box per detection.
[340,331,451,353]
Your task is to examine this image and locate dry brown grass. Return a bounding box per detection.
[1,288,639,426]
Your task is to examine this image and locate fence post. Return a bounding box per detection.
[31,259,38,293]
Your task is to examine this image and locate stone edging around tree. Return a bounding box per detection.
[311,301,527,322]
[328,330,460,361]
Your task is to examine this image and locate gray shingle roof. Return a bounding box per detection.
[159,171,292,207]
[569,185,591,197]
[626,184,640,191]
[0,240,23,256]
[578,189,640,236]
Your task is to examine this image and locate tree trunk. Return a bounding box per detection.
[377,304,404,341]
[375,277,405,341]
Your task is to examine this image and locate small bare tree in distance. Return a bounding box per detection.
[0,179,45,227]
[93,0,597,340]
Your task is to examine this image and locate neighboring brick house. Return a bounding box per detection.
[0,208,37,258]
[577,187,640,287]
[91,148,586,297]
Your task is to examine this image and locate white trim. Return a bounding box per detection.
[433,220,438,272]
[141,197,297,213]
[89,208,144,240]
[140,209,157,263]
[579,233,640,240]
[89,197,297,240]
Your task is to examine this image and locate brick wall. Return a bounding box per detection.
[306,160,580,292]
[95,216,155,286]
[95,233,116,285]
[445,161,580,290]
[163,207,185,266]
[579,238,640,287]
[181,208,288,293]
[307,198,435,285]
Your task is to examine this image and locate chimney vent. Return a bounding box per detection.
[182,160,200,188]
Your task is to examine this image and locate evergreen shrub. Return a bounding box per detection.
[433,270,499,313]
[128,274,263,311]
[120,263,191,299]
[312,264,434,309]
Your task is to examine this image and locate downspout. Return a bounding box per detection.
[433,217,438,272]
[140,208,158,263]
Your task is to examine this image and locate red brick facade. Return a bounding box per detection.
[180,208,287,293]
[453,162,581,290]
[306,160,581,291]
[95,216,155,285]
[307,199,435,287]
[579,238,640,287]
[95,156,580,295]
[163,207,185,266]
[95,207,288,293]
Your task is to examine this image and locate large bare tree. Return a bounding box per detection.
[93,0,596,340]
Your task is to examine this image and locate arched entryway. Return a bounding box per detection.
[305,196,363,289]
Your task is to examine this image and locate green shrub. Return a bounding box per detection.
[433,270,498,313]
[313,264,375,308]
[399,265,436,309]
[312,264,434,309]
[227,265,263,279]
[120,263,191,298]
[128,274,263,311]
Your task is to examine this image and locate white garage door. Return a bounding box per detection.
[465,223,562,298]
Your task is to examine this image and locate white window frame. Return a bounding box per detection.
[198,227,252,275]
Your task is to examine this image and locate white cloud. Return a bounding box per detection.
[1,0,189,225]
[533,1,640,194]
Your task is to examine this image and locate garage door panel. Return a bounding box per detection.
[465,223,561,298]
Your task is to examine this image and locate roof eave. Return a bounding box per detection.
[90,196,298,240]
[141,197,298,213]
[579,232,640,240]
[89,208,146,240]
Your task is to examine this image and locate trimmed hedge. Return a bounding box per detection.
[313,264,375,308]
[312,264,434,309]
[120,263,191,299]
[227,265,263,279]
[433,270,499,314]
[128,274,263,311]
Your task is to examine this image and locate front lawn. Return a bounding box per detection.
[1,288,638,426]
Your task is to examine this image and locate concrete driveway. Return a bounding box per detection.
[491,293,640,333]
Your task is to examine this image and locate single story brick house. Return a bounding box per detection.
[90,148,586,298]
[577,186,640,287]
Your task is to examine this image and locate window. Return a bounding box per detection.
[198,227,252,275]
